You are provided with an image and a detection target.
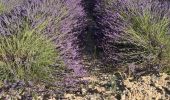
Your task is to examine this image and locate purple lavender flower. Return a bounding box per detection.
[0,0,77,92]
[102,0,170,71]
[56,0,88,88]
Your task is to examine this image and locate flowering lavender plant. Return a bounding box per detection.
[104,0,170,75]
[0,0,70,85]
[59,0,87,80]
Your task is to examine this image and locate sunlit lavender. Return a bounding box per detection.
[0,0,170,99]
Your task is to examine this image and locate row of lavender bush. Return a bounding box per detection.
[0,0,83,95]
[77,0,170,76]
[101,0,170,76]
[0,0,170,97]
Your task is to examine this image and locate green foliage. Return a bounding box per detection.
[0,0,23,14]
[0,2,4,14]
[108,74,116,91]
[0,22,63,82]
[121,8,170,73]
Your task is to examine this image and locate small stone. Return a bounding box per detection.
[95,86,105,93]
[82,88,87,95]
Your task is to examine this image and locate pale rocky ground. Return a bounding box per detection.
[64,73,170,100]
[0,57,169,100]
[122,73,170,100]
[0,73,169,100]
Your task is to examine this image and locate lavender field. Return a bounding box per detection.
[0,0,169,99]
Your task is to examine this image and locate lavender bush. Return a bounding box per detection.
[0,0,89,92]
[103,0,170,75]
[0,0,23,13]
[80,0,106,56]
[0,0,70,89]
[80,0,124,68]
[0,22,60,82]
[0,0,75,98]
[59,0,88,88]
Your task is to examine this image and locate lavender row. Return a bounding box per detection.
[101,0,170,74]
[0,0,87,93]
